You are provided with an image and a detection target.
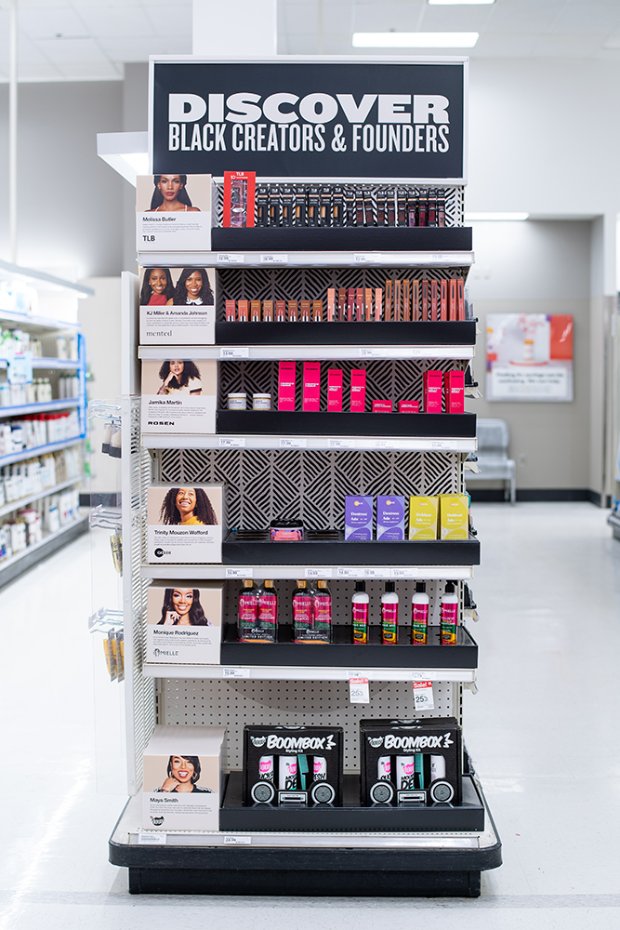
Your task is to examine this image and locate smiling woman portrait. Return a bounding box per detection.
[157,755,211,793]
[159,486,218,526]
[147,174,200,212]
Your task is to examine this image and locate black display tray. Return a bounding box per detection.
[212,226,472,252]
[217,410,476,439]
[215,320,477,346]
[222,532,480,566]
[220,772,485,833]
[221,623,478,669]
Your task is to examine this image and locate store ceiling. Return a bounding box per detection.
[1,0,620,82]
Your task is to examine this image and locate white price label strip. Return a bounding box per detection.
[260,254,288,265]
[353,253,376,264]
[335,567,357,578]
[220,347,250,359]
[391,568,412,579]
[219,437,246,448]
[280,437,307,448]
[226,567,252,579]
[329,438,349,449]
[223,667,250,679]
[349,677,370,704]
[412,680,435,711]
[137,832,167,845]
[224,835,252,845]
[304,567,333,579]
[216,253,245,264]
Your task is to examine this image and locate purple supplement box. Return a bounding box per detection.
[345,496,374,541]
[376,495,405,541]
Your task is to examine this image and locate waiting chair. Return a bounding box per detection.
[467,418,516,504]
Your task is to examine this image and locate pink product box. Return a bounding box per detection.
[350,369,367,413]
[278,361,297,411]
[371,400,393,413]
[398,400,420,414]
[423,370,443,414]
[444,370,465,414]
[302,361,321,412]
[327,368,343,412]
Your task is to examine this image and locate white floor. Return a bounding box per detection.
[1,503,619,929]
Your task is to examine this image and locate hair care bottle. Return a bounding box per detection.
[440,581,458,646]
[314,580,332,643]
[238,579,258,641]
[381,581,399,645]
[292,580,313,643]
[257,579,278,643]
[352,581,369,644]
[411,581,430,645]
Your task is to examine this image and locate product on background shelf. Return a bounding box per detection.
[145,583,223,664]
[408,496,439,541]
[352,580,370,644]
[227,392,247,410]
[381,581,399,645]
[376,495,405,541]
[327,368,343,412]
[371,400,392,413]
[398,400,420,413]
[360,718,462,807]
[269,519,304,541]
[440,581,459,646]
[277,361,296,411]
[292,578,332,644]
[252,392,272,411]
[223,171,256,228]
[411,582,430,645]
[349,369,367,413]
[444,370,465,414]
[243,725,343,807]
[345,496,374,541]
[423,369,443,413]
[142,725,224,831]
[146,483,223,564]
[302,361,321,412]
[439,494,469,540]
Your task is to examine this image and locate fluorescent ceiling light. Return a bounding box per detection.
[465,212,530,221]
[428,0,495,5]
[353,31,479,48]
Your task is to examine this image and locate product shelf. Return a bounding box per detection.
[0,476,82,519]
[31,357,81,370]
[214,320,477,349]
[212,226,473,253]
[216,411,475,440]
[0,436,84,468]
[109,779,501,896]
[0,514,89,589]
[0,398,80,417]
[138,250,475,270]
[142,434,477,454]
[0,308,81,334]
[142,564,476,582]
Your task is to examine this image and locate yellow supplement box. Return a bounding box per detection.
[408,496,439,540]
[439,494,469,540]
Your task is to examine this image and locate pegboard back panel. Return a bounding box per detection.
[158,678,460,772]
[219,358,467,408]
[157,448,462,529]
[216,265,469,318]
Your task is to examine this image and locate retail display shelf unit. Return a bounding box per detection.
[107,55,501,897]
[0,287,89,587]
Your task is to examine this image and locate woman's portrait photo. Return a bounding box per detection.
[157,360,202,395]
[169,267,214,306]
[157,755,211,793]
[159,486,219,527]
[158,587,209,627]
[140,267,175,306]
[147,174,200,213]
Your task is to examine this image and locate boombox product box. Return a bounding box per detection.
[360,717,462,807]
[243,725,343,808]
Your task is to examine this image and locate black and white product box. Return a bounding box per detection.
[136,174,212,251]
[360,717,462,807]
[139,266,217,345]
[146,484,224,564]
[145,583,223,664]
[141,358,217,434]
[142,725,225,831]
[243,725,343,808]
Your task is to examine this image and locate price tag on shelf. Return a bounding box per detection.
[220,347,250,360]
[225,567,252,579]
[359,347,384,358]
[412,680,435,711]
[391,568,413,579]
[280,437,307,449]
[137,831,167,845]
[223,835,252,846]
[430,440,446,450]
[335,567,357,579]
[304,567,333,579]
[219,437,246,448]
[223,667,250,679]
[349,677,370,704]
[260,254,288,265]
[328,438,349,449]
[216,253,245,265]
[353,253,376,264]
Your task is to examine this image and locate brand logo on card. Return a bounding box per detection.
[251,734,337,751]
[150,816,164,826]
[368,733,454,751]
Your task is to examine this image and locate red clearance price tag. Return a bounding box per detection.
[413,679,434,711]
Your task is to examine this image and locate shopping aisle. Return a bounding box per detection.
[0,503,619,929]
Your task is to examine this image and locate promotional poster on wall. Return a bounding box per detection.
[486,314,574,402]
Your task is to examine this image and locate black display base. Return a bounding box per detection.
[212,226,473,252]
[222,623,478,669]
[216,320,477,347]
[223,531,480,566]
[217,410,476,439]
[221,772,485,832]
